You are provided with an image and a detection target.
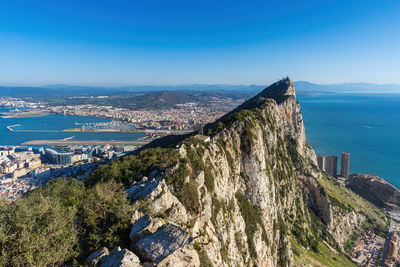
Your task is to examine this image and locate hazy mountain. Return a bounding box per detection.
[294,81,400,93]
[1,81,399,99]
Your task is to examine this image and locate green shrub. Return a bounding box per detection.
[0,178,133,266]
[0,178,85,266]
[87,147,178,186]
[178,181,200,214]
[198,247,213,267]
[79,180,133,258]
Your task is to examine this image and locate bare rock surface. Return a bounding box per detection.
[129,215,164,243]
[86,247,109,266]
[133,223,192,264]
[88,246,141,267]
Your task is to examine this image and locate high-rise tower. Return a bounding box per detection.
[326,155,338,178]
[317,155,325,171]
[341,152,350,178]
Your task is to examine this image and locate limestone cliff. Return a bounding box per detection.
[88,78,387,267]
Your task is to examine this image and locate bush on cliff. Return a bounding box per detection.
[87,147,177,186]
[0,178,132,266]
[79,179,133,257]
[0,178,84,266]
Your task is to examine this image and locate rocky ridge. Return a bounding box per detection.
[347,173,400,211]
[87,78,387,266]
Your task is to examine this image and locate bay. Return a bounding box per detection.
[0,107,145,146]
[299,93,400,189]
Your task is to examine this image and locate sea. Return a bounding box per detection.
[298,93,400,189]
[0,107,145,146]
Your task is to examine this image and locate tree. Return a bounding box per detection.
[0,178,85,266]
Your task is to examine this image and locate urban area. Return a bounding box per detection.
[0,144,136,201]
[0,95,245,201]
[317,152,400,267]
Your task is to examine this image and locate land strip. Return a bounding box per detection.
[1,111,49,118]
[6,125,190,134]
[21,139,152,146]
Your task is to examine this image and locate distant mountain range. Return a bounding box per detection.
[39,81,400,94]
[35,90,251,110]
[0,81,399,98]
[293,81,400,94]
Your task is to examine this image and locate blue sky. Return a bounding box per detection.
[0,0,399,85]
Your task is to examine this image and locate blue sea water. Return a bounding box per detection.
[0,107,145,146]
[298,94,400,189]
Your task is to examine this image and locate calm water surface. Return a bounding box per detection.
[0,107,145,145]
[299,93,400,188]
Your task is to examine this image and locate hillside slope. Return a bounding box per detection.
[0,78,388,266]
[87,78,387,266]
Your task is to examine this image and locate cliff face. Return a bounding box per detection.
[88,78,387,267]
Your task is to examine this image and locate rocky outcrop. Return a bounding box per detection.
[127,171,188,225]
[129,215,164,243]
[347,173,400,210]
[133,223,193,263]
[86,247,110,266]
[88,78,387,266]
[87,246,141,267]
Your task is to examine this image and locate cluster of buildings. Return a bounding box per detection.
[49,103,228,132]
[351,231,385,266]
[317,152,350,178]
[380,216,400,267]
[0,177,40,201]
[0,97,41,109]
[1,96,243,133]
[0,148,42,179]
[0,144,137,201]
[383,231,399,267]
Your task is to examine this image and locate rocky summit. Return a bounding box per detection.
[83,77,388,267]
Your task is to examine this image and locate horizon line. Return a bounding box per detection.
[1,80,400,88]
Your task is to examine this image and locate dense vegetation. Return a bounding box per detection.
[0,178,132,266]
[87,147,178,187]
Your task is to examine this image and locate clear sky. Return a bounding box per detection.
[1,0,400,86]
